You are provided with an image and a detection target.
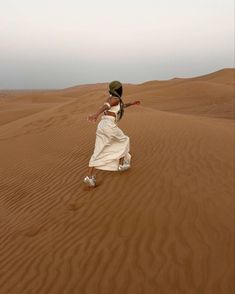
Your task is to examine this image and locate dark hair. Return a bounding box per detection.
[117,97,124,121]
[109,86,124,121]
[115,87,123,98]
[109,87,123,98]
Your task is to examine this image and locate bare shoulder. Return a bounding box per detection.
[106,96,119,107]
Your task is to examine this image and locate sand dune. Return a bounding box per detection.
[0,69,234,294]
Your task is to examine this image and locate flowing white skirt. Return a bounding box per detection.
[89,115,131,171]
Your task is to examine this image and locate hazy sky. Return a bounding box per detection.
[0,0,234,89]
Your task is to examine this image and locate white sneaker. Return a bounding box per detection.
[83,176,96,187]
[118,163,131,171]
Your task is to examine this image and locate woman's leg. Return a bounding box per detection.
[88,166,95,177]
[119,157,124,165]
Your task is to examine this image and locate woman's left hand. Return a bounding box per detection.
[87,113,99,122]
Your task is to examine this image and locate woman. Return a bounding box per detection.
[83,81,140,187]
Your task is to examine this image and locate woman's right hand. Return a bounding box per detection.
[132,100,141,105]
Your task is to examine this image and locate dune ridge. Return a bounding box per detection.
[0,69,234,294]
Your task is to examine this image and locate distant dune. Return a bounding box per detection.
[0,68,234,294]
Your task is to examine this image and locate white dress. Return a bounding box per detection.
[89,102,131,171]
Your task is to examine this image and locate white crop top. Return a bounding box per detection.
[109,102,120,114]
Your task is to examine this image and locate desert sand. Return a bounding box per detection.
[0,68,234,294]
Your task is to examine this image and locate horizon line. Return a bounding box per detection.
[0,67,234,91]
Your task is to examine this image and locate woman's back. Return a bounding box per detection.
[109,102,120,115]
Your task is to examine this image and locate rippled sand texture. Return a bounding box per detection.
[0,69,234,294]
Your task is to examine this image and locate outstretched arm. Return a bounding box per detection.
[87,104,109,122]
[87,97,119,122]
[124,100,141,108]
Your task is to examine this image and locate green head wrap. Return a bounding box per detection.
[109,81,123,98]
